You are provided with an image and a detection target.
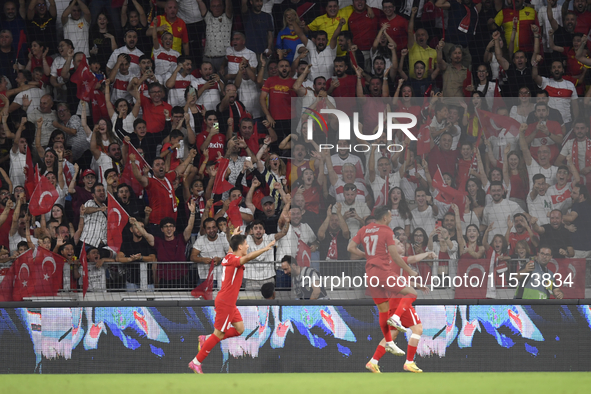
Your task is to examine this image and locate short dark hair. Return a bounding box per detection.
[261,282,275,299]
[16,241,29,250]
[169,129,184,140]
[230,234,247,251]
[159,217,176,228]
[281,255,296,266]
[202,217,217,228]
[91,183,104,194]
[532,173,546,183]
[490,180,504,189]
[343,183,357,192]
[216,217,227,226]
[133,118,146,129]
[251,219,265,228]
[538,245,553,255]
[374,206,390,221]
[104,168,118,179]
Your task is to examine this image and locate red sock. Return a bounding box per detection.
[373,344,386,361]
[406,344,417,363]
[379,312,392,342]
[196,334,221,363]
[223,328,241,339]
[394,294,416,318]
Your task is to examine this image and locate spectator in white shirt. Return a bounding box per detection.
[411,187,439,236]
[481,181,525,243]
[61,0,91,57]
[244,219,289,292]
[106,30,144,76]
[226,31,258,81]
[333,183,371,238]
[292,14,343,81]
[165,56,198,107]
[190,217,230,286]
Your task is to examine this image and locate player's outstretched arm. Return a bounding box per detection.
[347,240,366,260]
[388,244,417,276]
[240,240,276,265]
[407,251,437,265]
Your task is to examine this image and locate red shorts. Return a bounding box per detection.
[214,304,243,332]
[389,301,421,328]
[365,266,405,298]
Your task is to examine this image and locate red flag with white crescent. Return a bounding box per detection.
[32,246,65,297]
[226,197,244,229]
[29,175,59,216]
[416,120,431,157]
[455,259,489,299]
[296,240,311,267]
[10,249,36,301]
[213,157,234,195]
[107,193,129,253]
[121,140,150,196]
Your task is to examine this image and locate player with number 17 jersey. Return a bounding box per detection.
[352,222,401,297]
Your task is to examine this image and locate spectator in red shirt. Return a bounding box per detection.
[129,149,197,235]
[260,58,295,143]
[379,0,408,56]
[140,82,173,136]
[348,0,382,69]
[131,202,195,289]
[427,131,460,178]
[25,40,52,85]
[327,57,358,98]
[197,110,226,165]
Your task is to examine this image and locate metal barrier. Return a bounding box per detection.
[2,258,590,301]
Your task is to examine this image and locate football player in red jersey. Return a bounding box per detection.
[366,237,435,373]
[188,230,275,374]
[347,206,419,367]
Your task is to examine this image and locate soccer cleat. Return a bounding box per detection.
[387,315,406,333]
[385,342,405,356]
[365,361,381,373]
[188,361,203,374]
[403,361,423,373]
[198,335,206,352]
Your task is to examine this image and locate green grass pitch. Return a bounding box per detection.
[2,373,590,394]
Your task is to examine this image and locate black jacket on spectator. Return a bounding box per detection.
[539,224,572,258]
[503,65,535,98]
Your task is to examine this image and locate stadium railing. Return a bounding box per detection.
[2,258,590,302]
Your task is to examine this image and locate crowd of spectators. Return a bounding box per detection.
[1,0,591,299]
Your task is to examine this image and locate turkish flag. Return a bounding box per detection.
[11,249,36,301]
[70,54,95,102]
[416,121,431,156]
[107,193,129,254]
[374,173,389,207]
[476,109,521,138]
[191,259,214,300]
[24,147,36,198]
[226,197,244,229]
[296,240,311,267]
[80,244,89,298]
[121,140,150,196]
[433,166,465,203]
[32,247,65,297]
[455,259,489,299]
[548,258,586,299]
[29,175,59,216]
[212,158,234,195]
[90,88,109,123]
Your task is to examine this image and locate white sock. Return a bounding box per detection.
[369,358,378,365]
[192,357,200,365]
[405,360,412,364]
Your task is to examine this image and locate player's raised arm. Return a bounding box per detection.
[240,240,276,265]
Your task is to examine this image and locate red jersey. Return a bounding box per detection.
[352,223,397,271]
[508,231,537,255]
[379,15,408,51]
[574,10,591,34]
[326,74,357,98]
[140,95,172,134]
[216,253,244,306]
[145,172,178,224]
[262,76,295,120]
[196,131,226,164]
[348,8,383,51]
[161,143,180,171]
